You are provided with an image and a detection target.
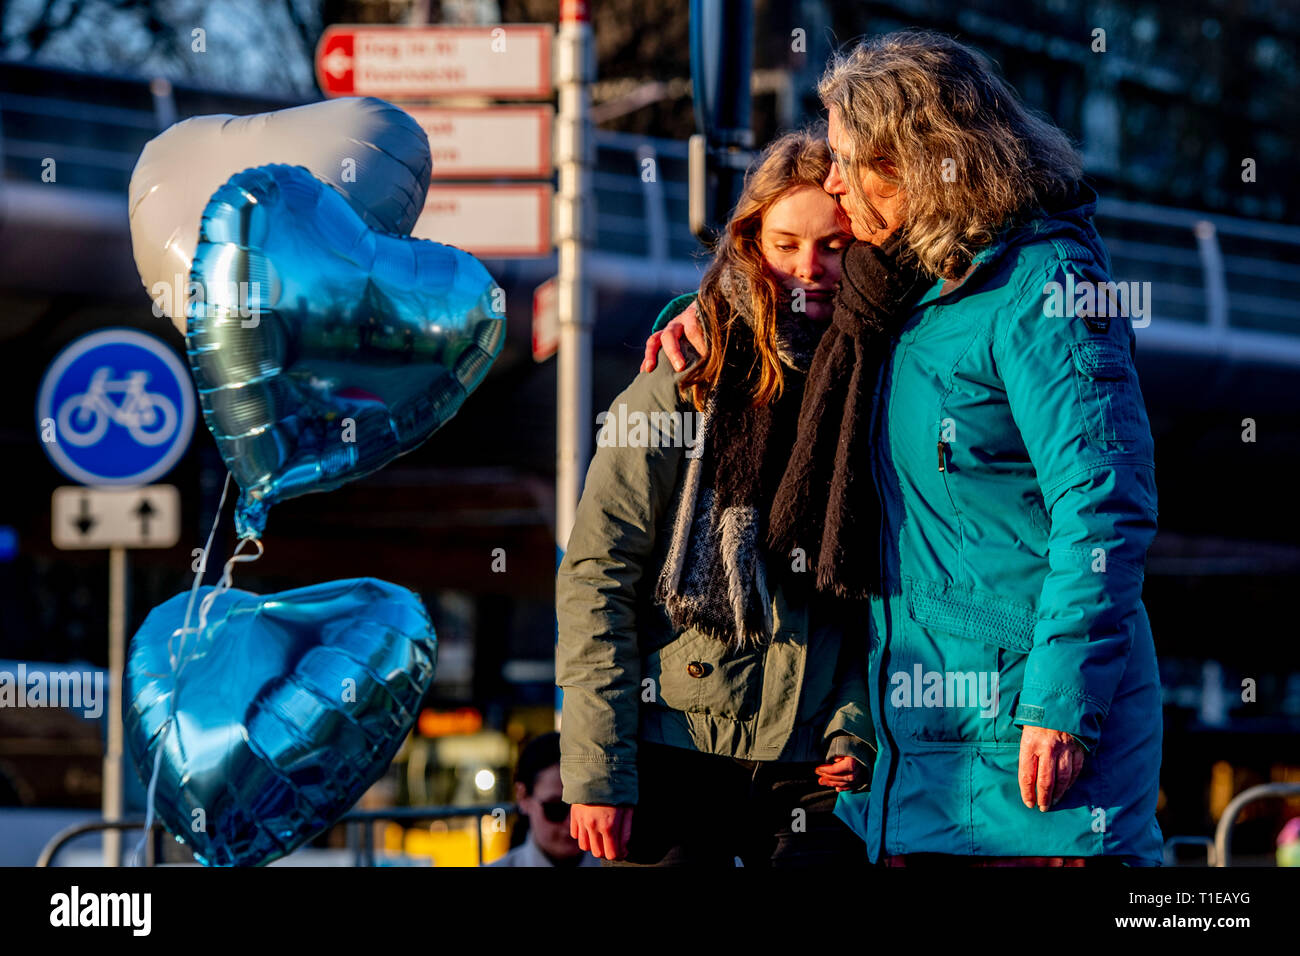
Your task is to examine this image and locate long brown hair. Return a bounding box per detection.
[818,30,1083,279]
[680,128,834,412]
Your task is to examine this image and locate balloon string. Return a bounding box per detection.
[134,471,259,866]
[190,536,264,666]
[132,739,165,868]
[169,471,234,674]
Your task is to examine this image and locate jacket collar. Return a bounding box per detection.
[915,182,1104,309]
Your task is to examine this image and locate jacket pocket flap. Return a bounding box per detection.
[904,577,1036,654]
[1070,340,1129,380]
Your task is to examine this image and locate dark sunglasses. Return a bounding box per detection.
[540,799,571,823]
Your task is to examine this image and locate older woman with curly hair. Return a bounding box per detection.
[649,30,1163,865]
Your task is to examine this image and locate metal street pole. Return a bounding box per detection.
[103,544,126,867]
[555,0,595,551]
[688,0,755,242]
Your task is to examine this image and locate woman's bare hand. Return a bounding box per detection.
[570,803,635,860]
[641,301,709,373]
[1018,725,1085,811]
[815,755,869,792]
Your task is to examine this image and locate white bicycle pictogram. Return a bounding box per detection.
[56,366,179,447]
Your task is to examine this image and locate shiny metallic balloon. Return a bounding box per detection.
[123,577,437,867]
[129,97,433,335]
[187,163,504,540]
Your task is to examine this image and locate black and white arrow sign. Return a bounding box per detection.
[52,485,180,550]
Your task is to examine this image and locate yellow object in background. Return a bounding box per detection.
[383,817,512,866]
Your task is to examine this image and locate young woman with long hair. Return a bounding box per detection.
[555,129,874,866]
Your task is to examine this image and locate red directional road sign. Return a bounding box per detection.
[316,25,553,99]
[532,276,558,362]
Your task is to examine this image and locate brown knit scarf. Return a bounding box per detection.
[767,231,929,599]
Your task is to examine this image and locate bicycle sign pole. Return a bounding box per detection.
[37,328,194,866]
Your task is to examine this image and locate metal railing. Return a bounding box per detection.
[46,793,1300,867]
[1162,781,1300,867]
[36,804,516,867]
[1163,835,1217,867]
[7,59,1298,350]
[3,59,1298,340]
[1096,197,1300,365]
[36,818,164,868]
[1213,782,1300,867]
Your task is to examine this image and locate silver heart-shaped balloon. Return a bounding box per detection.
[129,97,432,334]
[187,163,504,539]
[124,577,437,867]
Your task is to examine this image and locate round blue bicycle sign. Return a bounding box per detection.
[37,328,196,485]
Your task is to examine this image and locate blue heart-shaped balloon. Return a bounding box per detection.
[123,577,436,867]
[187,163,505,539]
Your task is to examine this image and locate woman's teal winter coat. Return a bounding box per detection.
[832,185,1163,863]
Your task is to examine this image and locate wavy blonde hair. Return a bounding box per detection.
[819,30,1083,279]
[680,128,834,412]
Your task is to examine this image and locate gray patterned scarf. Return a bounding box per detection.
[654,272,822,649]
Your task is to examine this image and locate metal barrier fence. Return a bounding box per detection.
[37,818,165,868]
[1213,782,1300,867]
[1162,782,1300,866]
[41,789,1300,867]
[36,804,516,867]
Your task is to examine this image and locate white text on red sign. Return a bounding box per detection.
[316,25,553,99]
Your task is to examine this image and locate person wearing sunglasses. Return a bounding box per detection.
[490,732,600,867]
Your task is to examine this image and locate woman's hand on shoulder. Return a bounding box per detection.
[642,301,709,373]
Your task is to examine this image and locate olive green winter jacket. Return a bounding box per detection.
[556,298,875,806]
